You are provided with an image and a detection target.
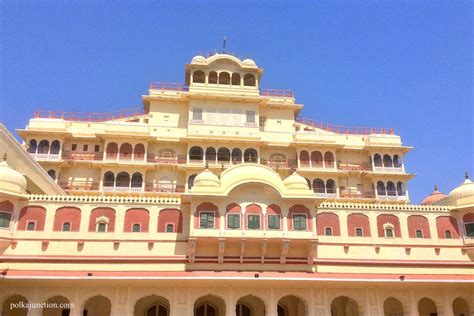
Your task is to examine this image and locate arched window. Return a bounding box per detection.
[270,153,286,164]
[385,227,394,238]
[397,182,406,196]
[244,74,256,86]
[38,140,50,154]
[445,230,452,239]
[193,70,205,83]
[96,220,108,233]
[387,181,396,196]
[393,154,402,168]
[355,228,363,236]
[311,151,323,167]
[326,179,336,194]
[50,140,60,154]
[231,73,241,85]
[28,139,37,153]
[205,147,216,162]
[119,143,133,160]
[208,71,218,84]
[132,223,141,232]
[325,227,333,236]
[106,142,118,159]
[415,229,423,238]
[218,72,230,85]
[166,224,174,232]
[312,178,325,193]
[131,172,143,188]
[299,150,309,167]
[195,303,217,316]
[134,143,145,160]
[47,169,56,180]
[236,303,251,316]
[373,154,382,167]
[188,174,197,189]
[27,221,36,231]
[383,154,393,167]
[244,148,258,163]
[62,222,71,231]
[189,146,204,161]
[377,181,386,195]
[217,147,230,162]
[231,148,242,163]
[324,151,334,166]
[103,172,115,187]
[0,212,12,229]
[116,172,130,187]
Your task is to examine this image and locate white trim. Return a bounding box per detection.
[26,220,37,231]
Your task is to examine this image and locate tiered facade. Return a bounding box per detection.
[0,54,472,316]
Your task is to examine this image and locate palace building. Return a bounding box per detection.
[0,53,472,316]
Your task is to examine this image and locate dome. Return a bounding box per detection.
[191,55,207,64]
[0,159,27,196]
[193,168,220,188]
[283,171,309,190]
[448,172,474,206]
[242,58,256,66]
[421,185,447,205]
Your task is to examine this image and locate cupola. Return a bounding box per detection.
[283,171,310,191]
[421,185,447,205]
[0,155,27,196]
[193,167,221,189]
[447,172,474,207]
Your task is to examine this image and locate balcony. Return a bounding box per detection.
[373,165,404,173]
[29,152,60,161]
[58,180,100,191]
[337,162,371,171]
[261,158,297,169]
[378,190,408,201]
[34,108,145,122]
[296,116,394,135]
[299,161,335,170]
[62,151,103,161]
[313,189,337,199]
[144,183,185,193]
[339,189,376,200]
[147,154,187,165]
[104,153,147,163]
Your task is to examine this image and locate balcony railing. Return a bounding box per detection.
[296,116,394,135]
[34,108,145,123]
[260,89,294,98]
[147,154,187,164]
[261,158,297,169]
[337,162,371,171]
[144,183,185,193]
[149,82,189,91]
[29,152,60,160]
[340,190,376,199]
[373,165,404,173]
[378,190,407,201]
[62,151,103,161]
[58,181,100,191]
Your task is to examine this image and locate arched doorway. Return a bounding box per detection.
[277,295,306,316]
[83,295,111,316]
[452,297,470,316]
[43,295,71,316]
[194,295,225,316]
[134,295,169,316]
[2,294,29,316]
[236,295,266,316]
[418,297,437,316]
[383,297,403,316]
[330,296,359,316]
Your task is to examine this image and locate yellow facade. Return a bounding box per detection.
[0,54,472,316]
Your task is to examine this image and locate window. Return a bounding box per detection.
[0,212,12,228]
[166,224,174,232]
[96,222,107,232]
[415,230,423,238]
[465,223,474,237]
[445,230,452,239]
[247,215,260,229]
[355,228,363,236]
[267,215,281,230]
[94,145,100,152]
[71,144,77,151]
[325,227,333,236]
[62,222,71,232]
[199,212,214,229]
[132,223,141,232]
[259,116,266,128]
[192,108,203,121]
[27,221,36,231]
[227,214,240,229]
[293,214,307,231]
[385,228,394,238]
[245,111,256,124]
[83,144,88,151]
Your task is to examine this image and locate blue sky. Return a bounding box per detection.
[1,1,472,203]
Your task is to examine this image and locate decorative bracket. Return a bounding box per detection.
[280,239,290,264]
[260,239,268,264]
[188,238,197,263]
[218,238,226,264]
[240,239,246,263]
[307,239,318,264]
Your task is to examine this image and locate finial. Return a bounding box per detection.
[223,36,227,53]
[205,161,209,169]
[2,153,6,161]
[465,171,469,180]
[434,184,438,191]
[290,166,296,173]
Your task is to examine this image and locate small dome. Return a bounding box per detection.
[193,168,220,188]
[0,159,27,196]
[448,172,474,206]
[242,58,256,66]
[283,171,309,190]
[191,55,207,64]
[421,185,447,205]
